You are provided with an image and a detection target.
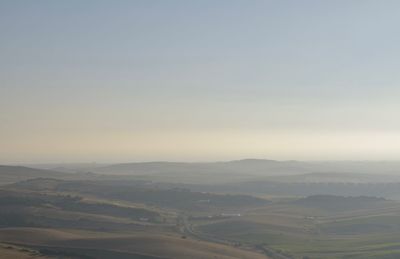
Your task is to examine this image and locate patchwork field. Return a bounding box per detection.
[3,165,400,258]
[0,228,267,259]
[195,199,400,258]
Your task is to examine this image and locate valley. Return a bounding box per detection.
[1,161,400,258]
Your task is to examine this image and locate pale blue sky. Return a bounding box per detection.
[1,1,400,163]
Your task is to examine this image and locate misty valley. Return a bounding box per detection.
[1,160,400,258]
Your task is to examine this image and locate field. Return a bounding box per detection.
[195,199,400,258]
[2,163,400,258]
[0,243,52,259]
[0,170,271,259]
[0,227,267,259]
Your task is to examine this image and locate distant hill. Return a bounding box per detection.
[21,160,400,185]
[9,178,270,211]
[79,159,400,180]
[0,165,69,185]
[293,195,388,211]
[22,163,108,174]
[266,172,400,183]
[92,159,312,177]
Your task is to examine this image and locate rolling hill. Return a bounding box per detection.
[0,228,268,259]
[0,166,71,185]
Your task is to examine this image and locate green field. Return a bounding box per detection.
[195,200,400,259]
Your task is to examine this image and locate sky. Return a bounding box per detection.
[1,0,400,163]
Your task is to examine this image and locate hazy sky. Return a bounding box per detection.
[1,0,400,163]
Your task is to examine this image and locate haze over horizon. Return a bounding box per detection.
[2,0,400,163]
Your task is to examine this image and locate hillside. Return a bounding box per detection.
[0,166,70,185]
[8,178,269,211]
[0,243,55,259]
[0,228,267,259]
[293,195,388,211]
[92,159,311,177]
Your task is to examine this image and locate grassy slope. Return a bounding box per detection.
[197,201,400,259]
[0,228,267,259]
[0,243,53,259]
